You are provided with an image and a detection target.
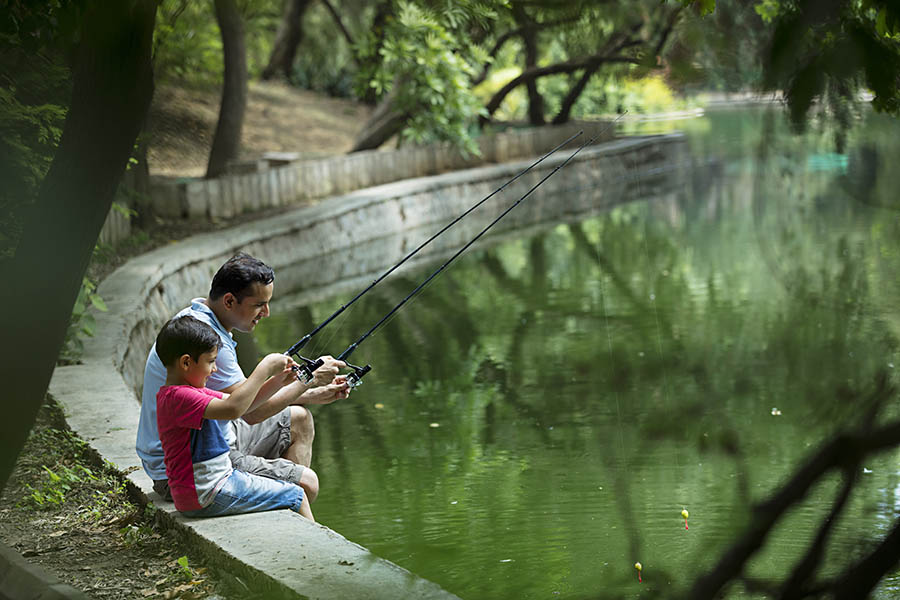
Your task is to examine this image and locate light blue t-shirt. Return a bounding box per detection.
[136,298,246,480]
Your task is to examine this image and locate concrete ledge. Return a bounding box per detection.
[48,134,687,599]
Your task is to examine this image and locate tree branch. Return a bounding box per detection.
[320,0,355,49]
[471,15,581,86]
[483,53,639,121]
[688,375,897,600]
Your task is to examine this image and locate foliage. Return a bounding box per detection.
[0,36,70,258]
[356,0,502,153]
[153,0,282,85]
[289,2,357,97]
[59,275,108,364]
[665,0,770,93]
[25,463,97,508]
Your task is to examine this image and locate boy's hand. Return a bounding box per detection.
[310,355,346,387]
[276,361,299,387]
[260,353,291,377]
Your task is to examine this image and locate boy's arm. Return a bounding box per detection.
[204,354,292,420]
[245,373,305,414]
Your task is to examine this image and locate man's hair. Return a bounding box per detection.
[156,315,221,366]
[209,252,275,301]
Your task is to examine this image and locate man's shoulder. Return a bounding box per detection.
[178,301,234,346]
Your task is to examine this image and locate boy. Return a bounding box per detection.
[155,314,314,520]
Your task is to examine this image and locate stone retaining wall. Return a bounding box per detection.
[50,133,686,599]
[97,122,612,246]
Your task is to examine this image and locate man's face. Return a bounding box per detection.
[228,282,273,332]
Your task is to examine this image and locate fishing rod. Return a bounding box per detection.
[335,116,624,387]
[285,129,586,383]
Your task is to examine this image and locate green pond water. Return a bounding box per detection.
[242,107,900,599]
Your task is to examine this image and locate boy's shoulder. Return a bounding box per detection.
[158,385,223,402]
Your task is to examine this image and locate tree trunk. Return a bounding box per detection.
[260,0,313,81]
[206,0,247,178]
[551,64,600,125]
[513,4,545,126]
[350,86,409,152]
[0,0,158,495]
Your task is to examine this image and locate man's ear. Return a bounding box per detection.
[178,354,192,370]
[222,292,236,309]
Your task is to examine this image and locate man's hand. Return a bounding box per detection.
[310,355,346,387]
[299,376,350,405]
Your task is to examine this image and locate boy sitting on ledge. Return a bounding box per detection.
[155,315,314,520]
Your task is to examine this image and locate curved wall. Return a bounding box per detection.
[48,133,686,599]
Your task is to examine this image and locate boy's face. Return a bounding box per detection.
[183,347,218,388]
[226,282,273,333]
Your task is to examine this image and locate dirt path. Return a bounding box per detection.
[147,80,372,178]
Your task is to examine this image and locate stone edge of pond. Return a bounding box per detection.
[46,133,687,600]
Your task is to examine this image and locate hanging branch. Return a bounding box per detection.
[688,375,897,599]
[778,465,857,599]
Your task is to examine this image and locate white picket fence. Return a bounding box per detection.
[100,121,613,246]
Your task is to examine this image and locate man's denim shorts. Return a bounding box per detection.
[181,469,304,518]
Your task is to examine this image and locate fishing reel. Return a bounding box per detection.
[290,355,324,384]
[344,362,371,388]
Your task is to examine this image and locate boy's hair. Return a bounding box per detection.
[156,315,221,366]
[209,252,275,301]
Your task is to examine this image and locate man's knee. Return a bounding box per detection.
[299,466,319,503]
[290,405,314,438]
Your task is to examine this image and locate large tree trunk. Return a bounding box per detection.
[260,0,313,81]
[0,0,158,495]
[206,0,247,178]
[350,86,409,152]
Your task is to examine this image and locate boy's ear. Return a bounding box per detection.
[178,354,192,370]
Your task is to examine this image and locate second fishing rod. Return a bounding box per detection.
[285,129,585,383]
[332,118,622,387]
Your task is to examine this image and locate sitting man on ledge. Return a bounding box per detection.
[136,252,349,506]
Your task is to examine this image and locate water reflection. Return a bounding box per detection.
[243,108,900,599]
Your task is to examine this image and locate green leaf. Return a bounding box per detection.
[876,8,887,37]
[89,294,108,312]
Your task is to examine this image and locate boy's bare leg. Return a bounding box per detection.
[299,494,315,522]
[284,405,314,467]
[297,467,319,503]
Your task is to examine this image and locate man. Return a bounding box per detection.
[136,252,349,503]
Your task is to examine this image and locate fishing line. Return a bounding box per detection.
[334,116,626,386]
[626,145,678,476]
[284,129,586,382]
[636,156,676,468]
